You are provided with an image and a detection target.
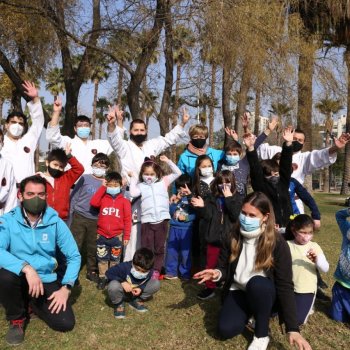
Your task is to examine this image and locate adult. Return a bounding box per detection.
[0,175,81,346]
[194,192,312,350]
[46,97,113,174]
[1,81,44,184]
[0,128,18,215]
[106,105,190,261]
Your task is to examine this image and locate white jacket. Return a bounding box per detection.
[107,125,186,182]
[0,155,18,216]
[1,100,44,183]
[46,124,113,174]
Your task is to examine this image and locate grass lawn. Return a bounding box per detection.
[1,192,350,350]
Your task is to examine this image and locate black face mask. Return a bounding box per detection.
[48,166,64,178]
[130,133,147,145]
[292,141,303,153]
[22,196,47,216]
[266,175,280,186]
[191,138,206,148]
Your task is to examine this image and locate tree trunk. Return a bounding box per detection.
[170,63,181,162]
[158,0,173,137]
[0,98,3,120]
[209,63,217,147]
[99,122,103,139]
[234,62,251,136]
[254,86,261,135]
[117,64,124,105]
[297,48,315,152]
[341,47,350,195]
[222,62,233,146]
[62,83,79,138]
[91,79,99,139]
[323,132,330,192]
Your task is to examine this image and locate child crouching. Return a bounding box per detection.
[106,248,160,319]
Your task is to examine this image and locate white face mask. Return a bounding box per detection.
[92,167,106,178]
[200,167,213,178]
[142,175,157,184]
[9,123,24,137]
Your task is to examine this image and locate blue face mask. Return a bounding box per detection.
[77,127,91,139]
[130,266,149,280]
[106,187,121,196]
[226,155,240,165]
[239,213,261,232]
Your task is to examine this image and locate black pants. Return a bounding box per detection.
[0,269,75,332]
[218,276,276,339]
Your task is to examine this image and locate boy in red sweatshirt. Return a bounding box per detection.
[38,143,84,221]
[90,171,132,289]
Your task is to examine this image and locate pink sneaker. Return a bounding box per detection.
[152,270,160,280]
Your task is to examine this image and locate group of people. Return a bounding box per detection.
[0,83,350,350]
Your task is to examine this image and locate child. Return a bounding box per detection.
[106,248,160,319]
[90,171,132,289]
[129,155,181,279]
[244,128,294,230]
[37,144,84,221]
[0,128,17,216]
[193,155,215,198]
[192,170,242,300]
[285,214,329,326]
[70,153,110,283]
[164,174,196,280]
[331,208,350,323]
[194,192,312,350]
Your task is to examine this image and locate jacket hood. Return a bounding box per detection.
[10,205,60,227]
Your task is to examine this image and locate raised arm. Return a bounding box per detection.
[161,155,182,186]
[335,208,350,240]
[90,184,107,208]
[128,173,141,198]
[279,128,294,185]
[63,143,84,185]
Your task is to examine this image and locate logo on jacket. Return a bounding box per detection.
[40,233,49,244]
[91,149,97,155]
[23,146,30,153]
[1,177,6,186]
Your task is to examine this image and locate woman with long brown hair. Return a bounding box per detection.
[194,191,312,350]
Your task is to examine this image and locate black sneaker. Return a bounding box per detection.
[86,271,99,283]
[97,277,107,290]
[6,319,25,346]
[197,288,215,300]
[316,287,331,302]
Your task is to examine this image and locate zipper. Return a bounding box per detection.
[151,184,158,219]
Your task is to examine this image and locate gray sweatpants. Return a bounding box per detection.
[107,279,160,305]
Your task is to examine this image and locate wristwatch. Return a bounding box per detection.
[62,284,73,291]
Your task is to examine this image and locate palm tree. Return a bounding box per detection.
[270,102,293,145]
[90,58,111,139]
[315,97,343,192]
[45,67,65,101]
[96,97,110,139]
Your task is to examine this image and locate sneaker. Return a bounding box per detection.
[114,302,126,319]
[151,270,160,280]
[197,288,215,300]
[86,271,99,283]
[6,318,25,346]
[316,287,331,302]
[248,336,270,350]
[27,306,38,321]
[164,274,178,280]
[128,299,148,313]
[97,277,107,290]
[246,317,256,332]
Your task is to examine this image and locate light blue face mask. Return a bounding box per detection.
[77,127,91,139]
[130,266,149,280]
[226,155,240,165]
[239,213,261,232]
[106,187,121,196]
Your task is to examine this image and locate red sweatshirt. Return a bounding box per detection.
[46,156,84,220]
[90,186,132,240]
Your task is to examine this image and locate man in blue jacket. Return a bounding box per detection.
[0,175,81,346]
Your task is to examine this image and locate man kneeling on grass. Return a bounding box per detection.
[106,248,160,319]
[0,175,81,346]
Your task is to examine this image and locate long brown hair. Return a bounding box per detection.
[193,155,214,196]
[230,192,277,271]
[210,170,237,198]
[138,157,163,182]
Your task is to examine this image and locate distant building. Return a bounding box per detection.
[248,112,269,134]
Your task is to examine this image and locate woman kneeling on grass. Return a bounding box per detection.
[194,191,312,350]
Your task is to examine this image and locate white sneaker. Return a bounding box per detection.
[247,336,270,350]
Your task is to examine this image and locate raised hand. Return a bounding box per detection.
[115,105,124,124]
[53,96,63,114]
[180,183,192,196]
[22,81,39,101]
[268,116,278,132]
[181,107,190,126]
[64,142,72,156]
[334,133,350,149]
[283,127,294,144]
[241,112,250,133]
[160,155,169,162]
[225,127,239,141]
[107,105,117,132]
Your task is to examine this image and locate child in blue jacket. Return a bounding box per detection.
[331,208,350,323]
[164,174,196,280]
[106,248,160,319]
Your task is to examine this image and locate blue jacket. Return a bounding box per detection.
[0,206,81,286]
[169,196,196,228]
[106,261,152,291]
[334,208,350,289]
[177,146,224,178]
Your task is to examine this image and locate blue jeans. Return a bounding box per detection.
[165,225,193,279]
[331,281,350,323]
